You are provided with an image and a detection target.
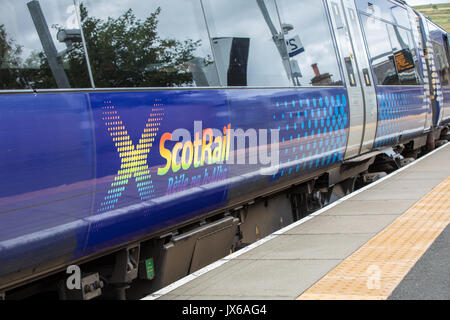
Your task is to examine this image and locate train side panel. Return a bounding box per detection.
[0,93,93,284]
[373,87,427,148]
[0,86,349,286]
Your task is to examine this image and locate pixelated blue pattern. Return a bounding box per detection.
[375,92,408,147]
[374,88,426,149]
[271,92,349,180]
[442,88,450,124]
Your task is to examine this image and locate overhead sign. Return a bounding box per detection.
[286,35,305,58]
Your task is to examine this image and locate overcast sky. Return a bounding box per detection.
[407,0,450,5]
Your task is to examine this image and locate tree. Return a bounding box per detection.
[0,3,201,89]
[76,3,200,88]
[0,24,61,89]
[0,24,25,89]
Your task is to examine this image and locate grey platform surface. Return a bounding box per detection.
[152,144,450,300]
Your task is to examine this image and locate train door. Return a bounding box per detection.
[419,14,445,127]
[325,0,377,159]
[407,7,433,133]
[340,0,378,154]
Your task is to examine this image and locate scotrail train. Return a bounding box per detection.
[0,0,449,299]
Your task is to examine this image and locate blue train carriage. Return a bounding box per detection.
[0,0,448,300]
[415,11,450,129]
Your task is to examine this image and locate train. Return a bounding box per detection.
[0,0,449,300]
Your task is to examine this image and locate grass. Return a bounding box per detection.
[413,3,450,32]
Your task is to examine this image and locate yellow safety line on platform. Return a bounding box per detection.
[298,176,450,300]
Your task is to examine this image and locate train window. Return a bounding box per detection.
[387,24,406,53]
[360,15,400,85]
[388,3,411,29]
[201,0,291,87]
[428,23,450,87]
[0,0,91,90]
[347,7,371,87]
[355,0,410,29]
[276,0,343,87]
[431,40,450,87]
[80,0,219,88]
[405,30,423,84]
[360,12,422,86]
[386,25,422,85]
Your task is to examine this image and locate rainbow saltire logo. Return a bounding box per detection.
[98,100,164,213]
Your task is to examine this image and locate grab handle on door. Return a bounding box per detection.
[362,68,372,86]
[345,57,357,87]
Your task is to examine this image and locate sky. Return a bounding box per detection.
[406,0,450,5]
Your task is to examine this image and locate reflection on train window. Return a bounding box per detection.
[386,24,421,85]
[81,0,218,88]
[431,40,450,87]
[361,14,422,86]
[0,0,91,89]
[201,0,291,87]
[390,5,411,30]
[276,0,343,87]
[347,8,371,87]
[355,0,410,29]
[406,31,423,84]
[428,22,450,87]
[361,15,400,85]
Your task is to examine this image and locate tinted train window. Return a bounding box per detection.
[390,5,411,29]
[361,15,400,85]
[431,40,450,87]
[201,0,291,87]
[428,23,450,87]
[355,0,410,29]
[361,14,421,86]
[0,0,91,89]
[81,0,218,88]
[386,25,422,85]
[406,31,423,84]
[276,0,343,87]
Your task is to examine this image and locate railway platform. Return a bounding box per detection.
[143,143,450,300]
